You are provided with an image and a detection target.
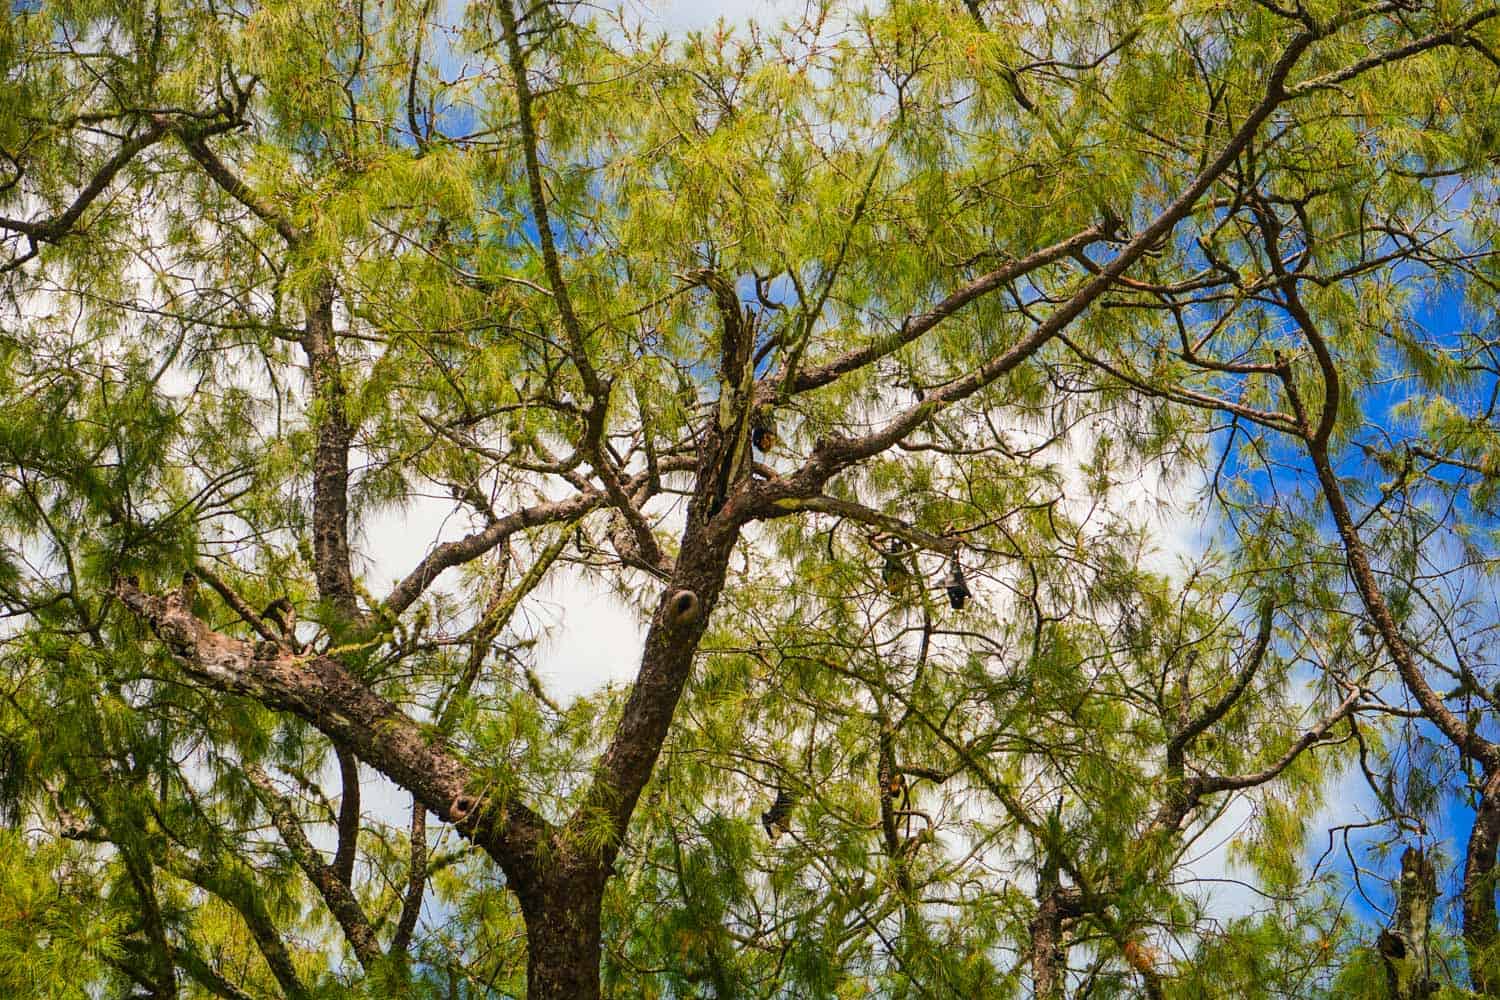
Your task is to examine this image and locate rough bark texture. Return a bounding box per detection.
[582,502,740,848]
[1465,770,1500,993]
[111,577,550,868]
[1030,855,1079,1000]
[113,451,744,1000]
[390,800,428,958]
[333,745,361,885]
[518,870,608,1000]
[302,282,360,622]
[1379,846,1437,999]
[246,764,383,969]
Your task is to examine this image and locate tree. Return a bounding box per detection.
[1,0,1498,997]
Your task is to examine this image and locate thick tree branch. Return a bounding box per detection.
[1030,851,1081,1000]
[1463,768,1500,992]
[1293,346,1499,770]
[303,283,361,621]
[781,222,1110,398]
[160,849,312,1000]
[173,126,305,246]
[333,745,361,886]
[573,461,743,851]
[172,943,258,1000]
[1381,845,1440,999]
[112,577,552,880]
[389,800,428,958]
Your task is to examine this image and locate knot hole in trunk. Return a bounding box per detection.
[666,590,700,627]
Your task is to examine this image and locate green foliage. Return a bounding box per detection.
[2,0,1499,995]
[0,832,123,996]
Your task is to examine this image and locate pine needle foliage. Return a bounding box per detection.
[1,0,1499,997]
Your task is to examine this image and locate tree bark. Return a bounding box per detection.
[111,576,551,865]
[518,870,607,1000]
[1030,853,1078,1000]
[115,488,743,999]
[302,281,360,622]
[1379,845,1437,999]
[1465,770,1500,993]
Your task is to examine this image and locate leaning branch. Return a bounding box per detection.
[1144,687,1360,838]
[496,0,605,401]
[158,847,312,1000]
[776,495,959,556]
[382,487,610,616]
[245,764,383,970]
[782,222,1111,398]
[113,576,552,875]
[172,124,305,246]
[1167,600,1276,764]
[1,119,172,271]
[762,28,1320,498]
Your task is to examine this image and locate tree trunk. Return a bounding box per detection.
[1464,770,1500,994]
[520,873,606,1000]
[1030,854,1075,1000]
[1380,845,1437,999]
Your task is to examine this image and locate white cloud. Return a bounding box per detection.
[532,566,650,699]
[361,493,651,702]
